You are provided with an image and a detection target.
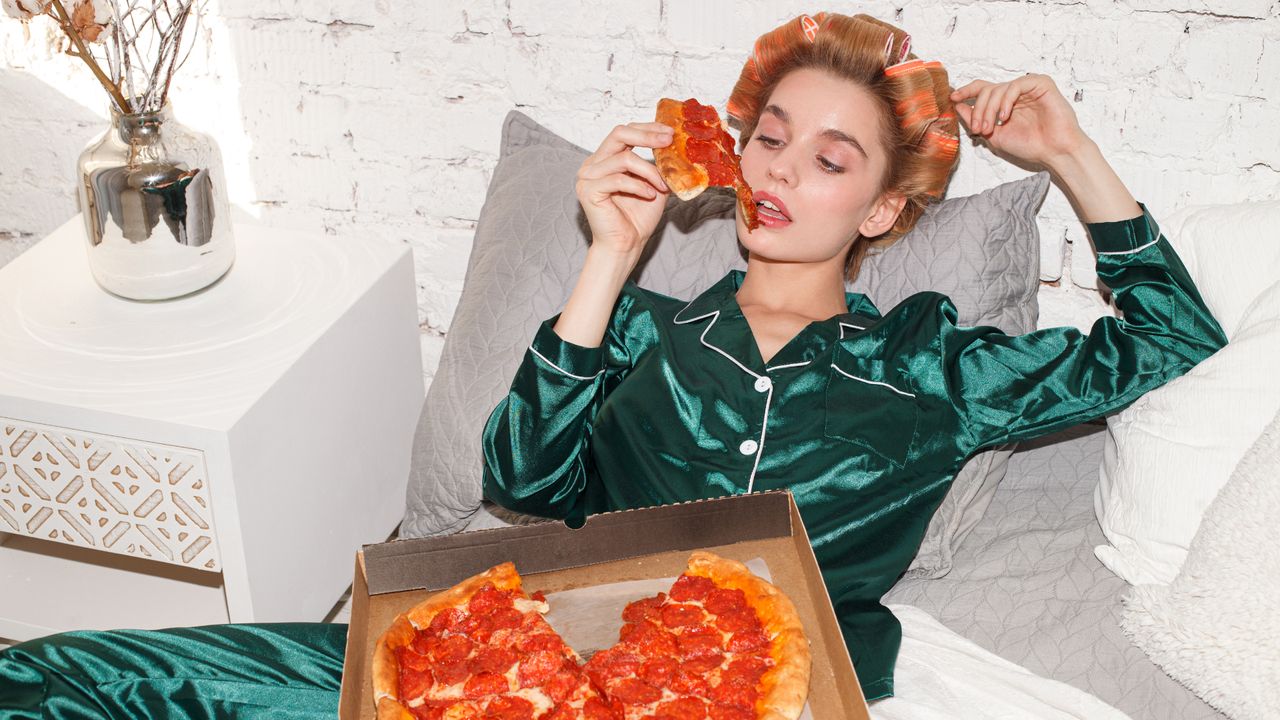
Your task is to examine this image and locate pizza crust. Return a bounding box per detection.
[371,562,524,717]
[653,98,710,201]
[685,551,812,720]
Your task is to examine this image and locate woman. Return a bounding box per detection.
[481,12,1225,703]
[0,11,1224,718]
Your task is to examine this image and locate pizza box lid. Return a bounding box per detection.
[338,491,869,719]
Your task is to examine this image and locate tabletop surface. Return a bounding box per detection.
[0,215,410,431]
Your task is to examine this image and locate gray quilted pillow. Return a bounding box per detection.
[401,110,1048,579]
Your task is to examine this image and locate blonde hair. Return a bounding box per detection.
[727,13,961,278]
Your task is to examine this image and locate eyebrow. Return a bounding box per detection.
[763,104,869,160]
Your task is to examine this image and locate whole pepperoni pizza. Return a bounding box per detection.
[653,98,760,232]
[372,551,811,720]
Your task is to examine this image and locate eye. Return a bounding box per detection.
[756,135,782,148]
[817,156,844,174]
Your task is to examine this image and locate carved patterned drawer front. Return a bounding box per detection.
[0,419,220,571]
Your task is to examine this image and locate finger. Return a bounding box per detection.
[997,84,1019,127]
[953,100,974,131]
[983,85,1012,133]
[590,123,675,162]
[949,79,992,102]
[970,85,997,135]
[583,173,659,204]
[579,151,669,192]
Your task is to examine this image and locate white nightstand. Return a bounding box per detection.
[0,216,424,640]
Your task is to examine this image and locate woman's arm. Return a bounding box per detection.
[938,74,1227,449]
[482,121,672,519]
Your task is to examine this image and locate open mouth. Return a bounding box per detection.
[753,192,792,226]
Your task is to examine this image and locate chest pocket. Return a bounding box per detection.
[824,346,921,469]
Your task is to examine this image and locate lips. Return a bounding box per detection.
[753,190,792,227]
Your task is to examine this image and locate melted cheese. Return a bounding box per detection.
[513,596,550,614]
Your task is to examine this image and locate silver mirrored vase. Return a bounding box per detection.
[77,102,234,300]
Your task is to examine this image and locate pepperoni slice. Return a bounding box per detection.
[609,677,662,705]
[545,669,585,704]
[584,648,640,689]
[704,162,736,186]
[685,138,722,165]
[655,697,710,720]
[399,647,432,673]
[433,659,470,688]
[683,652,725,674]
[483,695,536,720]
[414,702,450,717]
[619,622,678,656]
[583,697,621,720]
[710,678,757,709]
[669,668,710,696]
[398,664,434,701]
[515,632,564,653]
[621,595,665,623]
[726,629,770,653]
[429,634,474,664]
[669,574,716,602]
[722,656,770,687]
[467,583,513,615]
[463,671,509,699]
[683,122,720,141]
[488,606,524,631]
[677,632,723,660]
[660,603,707,628]
[704,588,748,615]
[707,705,753,720]
[638,656,678,688]
[470,646,518,675]
[714,609,761,634]
[682,99,719,124]
[427,607,466,636]
[516,650,564,688]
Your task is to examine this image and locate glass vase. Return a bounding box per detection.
[77,101,234,300]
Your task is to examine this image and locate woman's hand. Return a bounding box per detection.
[576,122,674,259]
[952,74,1140,223]
[949,74,1089,169]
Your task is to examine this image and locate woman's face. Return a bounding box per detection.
[737,67,903,265]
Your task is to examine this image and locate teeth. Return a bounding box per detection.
[757,199,783,213]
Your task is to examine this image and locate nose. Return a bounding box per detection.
[766,147,797,186]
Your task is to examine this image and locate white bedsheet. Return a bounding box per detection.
[870,605,1133,719]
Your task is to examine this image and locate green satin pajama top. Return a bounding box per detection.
[482,204,1226,701]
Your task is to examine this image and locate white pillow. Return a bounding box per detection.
[1093,200,1280,586]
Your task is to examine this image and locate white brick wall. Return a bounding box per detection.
[3,1,1278,388]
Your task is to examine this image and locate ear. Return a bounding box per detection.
[858,194,908,238]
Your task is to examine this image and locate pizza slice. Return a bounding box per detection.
[373,563,609,720]
[583,552,810,720]
[654,98,760,231]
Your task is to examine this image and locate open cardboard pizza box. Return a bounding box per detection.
[338,491,870,719]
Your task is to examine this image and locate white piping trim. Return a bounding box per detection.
[1096,237,1159,255]
[766,360,811,372]
[677,308,762,380]
[830,364,916,398]
[838,321,867,339]
[746,386,772,494]
[529,345,604,381]
[674,298,769,492]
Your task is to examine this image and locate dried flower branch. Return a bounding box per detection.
[4,0,204,115]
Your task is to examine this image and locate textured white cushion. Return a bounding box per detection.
[1121,405,1280,720]
[1094,199,1280,586]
